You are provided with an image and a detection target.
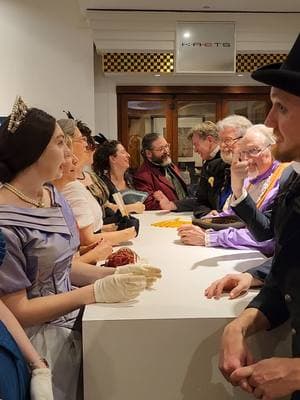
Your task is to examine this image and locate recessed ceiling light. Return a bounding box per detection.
[237,74,244,77]
[154,74,161,77]
[183,31,190,38]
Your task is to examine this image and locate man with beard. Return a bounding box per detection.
[219,34,300,400]
[133,133,187,210]
[153,116,252,217]
[153,121,221,212]
[178,124,288,256]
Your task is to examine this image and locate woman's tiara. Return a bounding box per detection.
[8,96,28,133]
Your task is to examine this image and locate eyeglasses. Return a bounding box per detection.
[151,143,170,152]
[220,136,242,146]
[240,144,271,158]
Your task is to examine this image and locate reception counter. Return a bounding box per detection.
[83,211,290,400]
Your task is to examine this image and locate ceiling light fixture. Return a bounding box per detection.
[154,74,161,77]
[183,32,190,38]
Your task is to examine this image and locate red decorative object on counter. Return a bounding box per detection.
[105,247,138,268]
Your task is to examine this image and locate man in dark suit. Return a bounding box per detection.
[154,117,252,217]
[133,133,188,210]
[219,34,300,400]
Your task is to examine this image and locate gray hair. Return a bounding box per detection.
[245,124,276,146]
[217,115,252,138]
[188,121,219,141]
[57,118,77,137]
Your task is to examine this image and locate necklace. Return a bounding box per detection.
[3,183,45,208]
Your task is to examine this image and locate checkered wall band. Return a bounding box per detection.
[236,53,287,72]
[102,52,287,73]
[103,53,174,73]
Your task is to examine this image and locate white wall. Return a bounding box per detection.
[94,53,117,139]
[0,0,95,130]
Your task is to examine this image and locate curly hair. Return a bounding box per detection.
[76,120,96,150]
[93,140,121,175]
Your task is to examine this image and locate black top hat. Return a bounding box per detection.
[252,33,300,97]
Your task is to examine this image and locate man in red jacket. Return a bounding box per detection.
[133,133,188,210]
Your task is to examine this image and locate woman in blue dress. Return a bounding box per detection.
[0,229,53,399]
[0,97,149,399]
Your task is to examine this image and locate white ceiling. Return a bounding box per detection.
[78,0,300,12]
[77,0,300,84]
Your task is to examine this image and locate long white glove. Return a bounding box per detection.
[115,263,162,288]
[93,273,146,303]
[30,368,53,400]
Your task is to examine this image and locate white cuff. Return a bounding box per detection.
[205,231,211,247]
[230,189,248,207]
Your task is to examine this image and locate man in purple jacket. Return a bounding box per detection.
[178,124,289,255]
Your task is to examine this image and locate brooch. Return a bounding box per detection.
[208,177,214,187]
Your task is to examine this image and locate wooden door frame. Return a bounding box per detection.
[117,86,271,164]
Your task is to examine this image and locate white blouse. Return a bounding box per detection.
[61,180,103,232]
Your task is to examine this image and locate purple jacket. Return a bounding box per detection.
[206,161,284,256]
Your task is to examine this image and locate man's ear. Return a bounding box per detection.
[144,149,152,160]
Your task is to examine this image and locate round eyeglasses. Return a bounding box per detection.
[240,144,271,158]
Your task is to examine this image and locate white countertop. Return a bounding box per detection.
[84,211,266,322]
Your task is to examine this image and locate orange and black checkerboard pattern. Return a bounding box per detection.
[236,53,287,72]
[102,52,287,73]
[103,52,174,73]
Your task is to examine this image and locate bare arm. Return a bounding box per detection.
[70,258,115,286]
[125,202,145,214]
[79,223,136,246]
[78,239,113,264]
[1,287,95,328]
[0,299,47,368]
[220,307,270,383]
[225,307,270,338]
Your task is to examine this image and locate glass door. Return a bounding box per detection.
[119,96,172,169]
[176,100,217,184]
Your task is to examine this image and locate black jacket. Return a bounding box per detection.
[243,166,294,282]
[175,151,230,218]
[232,167,300,370]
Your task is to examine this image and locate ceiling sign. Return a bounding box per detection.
[176,22,236,73]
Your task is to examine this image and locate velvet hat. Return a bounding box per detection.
[252,33,300,97]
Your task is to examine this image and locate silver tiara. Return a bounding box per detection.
[7,96,28,133]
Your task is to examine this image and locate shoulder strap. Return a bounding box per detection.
[256,163,290,209]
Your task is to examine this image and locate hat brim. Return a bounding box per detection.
[252,62,300,97]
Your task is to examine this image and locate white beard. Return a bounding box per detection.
[220,152,232,165]
[160,156,172,167]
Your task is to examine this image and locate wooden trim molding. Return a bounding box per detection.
[116,86,270,94]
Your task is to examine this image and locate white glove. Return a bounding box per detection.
[115,263,162,288]
[30,368,53,400]
[93,273,146,303]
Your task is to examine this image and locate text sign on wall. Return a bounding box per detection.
[176,22,236,73]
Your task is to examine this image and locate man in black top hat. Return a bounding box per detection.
[219,34,300,400]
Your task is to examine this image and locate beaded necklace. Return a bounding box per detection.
[3,183,45,208]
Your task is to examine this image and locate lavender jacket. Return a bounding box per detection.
[206,161,283,256]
